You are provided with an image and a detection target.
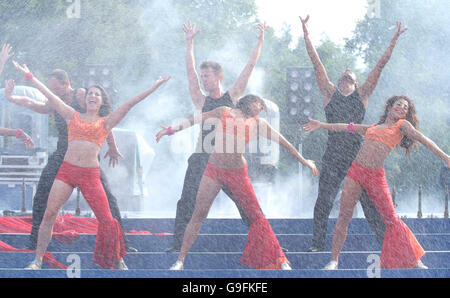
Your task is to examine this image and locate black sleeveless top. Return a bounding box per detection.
[198,91,234,153]
[323,89,366,163]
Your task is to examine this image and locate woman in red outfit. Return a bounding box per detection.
[157,94,319,270]
[302,95,450,269]
[10,61,170,269]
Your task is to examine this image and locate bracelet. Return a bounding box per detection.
[167,126,175,136]
[15,129,23,138]
[347,122,355,134]
[24,72,34,81]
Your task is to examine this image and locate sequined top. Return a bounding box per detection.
[67,112,109,147]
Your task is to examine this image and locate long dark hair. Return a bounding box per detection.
[377,95,419,155]
[86,85,112,117]
[236,94,267,117]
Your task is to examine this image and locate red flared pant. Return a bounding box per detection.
[347,161,425,268]
[56,161,126,269]
[204,163,289,269]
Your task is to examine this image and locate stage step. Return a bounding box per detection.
[1,233,449,252]
[0,251,448,270]
[119,218,450,235]
[1,218,448,278]
[1,268,449,278]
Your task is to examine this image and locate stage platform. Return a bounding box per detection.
[0,218,448,278]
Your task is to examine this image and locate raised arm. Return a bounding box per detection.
[228,23,267,105]
[105,76,171,131]
[0,44,14,76]
[358,22,407,105]
[156,106,226,143]
[302,117,370,135]
[258,118,318,176]
[12,61,74,121]
[4,80,52,114]
[0,126,34,149]
[183,21,205,110]
[299,15,335,106]
[400,120,450,167]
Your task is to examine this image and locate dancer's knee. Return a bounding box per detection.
[191,208,208,224]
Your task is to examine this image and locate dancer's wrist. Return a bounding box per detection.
[347,122,355,134]
[24,72,34,81]
[167,126,175,136]
[15,128,24,138]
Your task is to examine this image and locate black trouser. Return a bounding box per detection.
[171,153,252,249]
[28,150,129,249]
[311,156,386,250]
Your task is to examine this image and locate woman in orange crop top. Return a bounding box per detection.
[11,61,170,270]
[156,94,318,270]
[303,95,450,270]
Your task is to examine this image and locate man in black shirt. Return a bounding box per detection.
[166,22,268,252]
[299,16,407,252]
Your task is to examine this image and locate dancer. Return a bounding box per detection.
[166,21,268,252]
[5,68,135,252]
[9,61,170,269]
[0,44,34,149]
[157,94,318,270]
[302,95,450,269]
[300,15,407,252]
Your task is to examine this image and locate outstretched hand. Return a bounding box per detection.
[394,21,407,38]
[16,130,34,150]
[256,22,267,43]
[12,60,30,74]
[183,21,200,41]
[155,125,170,143]
[305,159,319,177]
[104,147,124,168]
[153,76,171,90]
[301,117,322,132]
[4,79,15,100]
[299,15,310,34]
[0,44,14,63]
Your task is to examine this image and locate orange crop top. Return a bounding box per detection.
[364,119,405,150]
[68,112,110,147]
[219,108,256,144]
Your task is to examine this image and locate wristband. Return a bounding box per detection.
[24,72,34,81]
[15,129,23,138]
[347,122,355,134]
[167,126,175,136]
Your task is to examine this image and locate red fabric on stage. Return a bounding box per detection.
[0,240,66,269]
[0,214,98,244]
[0,214,172,269]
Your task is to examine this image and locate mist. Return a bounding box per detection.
[0,0,448,219]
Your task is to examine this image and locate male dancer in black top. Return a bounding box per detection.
[7,68,136,252]
[299,16,407,252]
[166,21,268,252]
